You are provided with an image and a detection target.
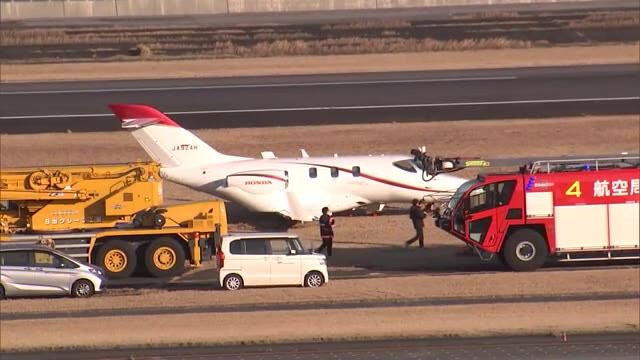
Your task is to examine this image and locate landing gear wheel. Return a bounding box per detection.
[71,279,95,298]
[304,271,325,288]
[95,240,137,279]
[144,237,186,278]
[501,229,548,271]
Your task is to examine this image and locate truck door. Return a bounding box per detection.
[464,183,499,246]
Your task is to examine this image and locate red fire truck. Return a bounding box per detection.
[433,156,640,271]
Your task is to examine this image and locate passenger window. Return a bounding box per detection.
[497,180,517,206]
[331,167,339,178]
[56,256,78,269]
[58,255,79,269]
[244,239,267,255]
[309,167,317,178]
[269,239,291,255]
[34,251,59,268]
[229,240,242,254]
[352,166,361,177]
[0,251,30,266]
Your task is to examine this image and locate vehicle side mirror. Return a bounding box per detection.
[57,263,65,269]
[289,249,297,255]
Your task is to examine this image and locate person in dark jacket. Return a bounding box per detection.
[316,206,335,256]
[405,199,427,248]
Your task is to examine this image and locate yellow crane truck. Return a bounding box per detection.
[0,162,227,279]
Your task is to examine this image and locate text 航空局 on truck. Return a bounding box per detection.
[435,156,640,271]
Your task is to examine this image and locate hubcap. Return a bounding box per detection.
[76,282,91,297]
[307,274,323,287]
[153,247,176,270]
[104,249,127,272]
[226,276,241,290]
[516,241,536,261]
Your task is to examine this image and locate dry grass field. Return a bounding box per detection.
[2,44,638,82]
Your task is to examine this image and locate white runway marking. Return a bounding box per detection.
[0,96,638,120]
[0,76,516,95]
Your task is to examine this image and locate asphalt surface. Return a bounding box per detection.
[1,64,639,133]
[3,333,639,360]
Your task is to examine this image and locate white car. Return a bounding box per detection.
[216,233,328,290]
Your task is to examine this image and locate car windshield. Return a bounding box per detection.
[290,238,305,253]
[446,179,479,210]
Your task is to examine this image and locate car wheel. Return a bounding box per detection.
[71,279,95,298]
[502,228,548,271]
[0,284,5,300]
[304,271,325,288]
[223,274,243,291]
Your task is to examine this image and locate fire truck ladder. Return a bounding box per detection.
[529,156,640,174]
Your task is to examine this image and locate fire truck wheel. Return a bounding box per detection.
[95,240,137,279]
[502,229,548,271]
[144,237,186,278]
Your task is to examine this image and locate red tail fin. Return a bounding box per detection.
[108,104,179,127]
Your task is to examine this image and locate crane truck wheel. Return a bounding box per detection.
[501,228,548,271]
[144,237,186,278]
[95,240,138,279]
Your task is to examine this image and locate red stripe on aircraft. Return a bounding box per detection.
[296,163,452,193]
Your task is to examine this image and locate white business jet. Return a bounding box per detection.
[109,104,468,221]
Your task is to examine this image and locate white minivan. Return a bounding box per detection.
[216,233,328,290]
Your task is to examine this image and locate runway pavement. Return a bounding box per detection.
[4,333,639,360]
[0,64,638,133]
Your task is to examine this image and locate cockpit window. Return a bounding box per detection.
[392,160,417,173]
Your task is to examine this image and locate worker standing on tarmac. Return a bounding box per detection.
[316,207,335,256]
[405,199,428,248]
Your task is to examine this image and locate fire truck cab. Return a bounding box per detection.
[436,156,640,271]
